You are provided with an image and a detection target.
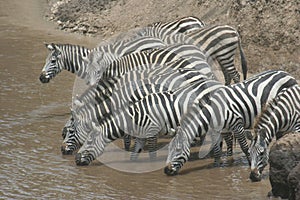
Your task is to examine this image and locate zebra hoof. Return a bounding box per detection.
[164,165,179,176]
[249,171,262,182]
[75,153,90,166]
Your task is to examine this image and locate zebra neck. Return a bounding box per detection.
[62,46,90,79]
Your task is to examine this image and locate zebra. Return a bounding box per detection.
[39,16,206,84]
[60,44,213,152]
[164,70,298,176]
[39,37,166,84]
[85,43,212,85]
[87,24,248,86]
[249,85,300,182]
[137,24,248,85]
[61,63,214,155]
[74,76,223,166]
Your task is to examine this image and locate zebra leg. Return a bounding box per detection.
[213,139,222,167]
[147,136,158,160]
[223,132,233,157]
[221,66,232,86]
[235,129,251,165]
[130,137,146,161]
[123,134,132,151]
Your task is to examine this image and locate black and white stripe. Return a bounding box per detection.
[137,16,205,39]
[249,85,300,182]
[165,70,297,176]
[39,16,205,84]
[61,44,213,154]
[87,43,212,84]
[73,77,223,165]
[61,64,213,155]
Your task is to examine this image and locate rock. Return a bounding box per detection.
[288,163,300,200]
[268,133,300,199]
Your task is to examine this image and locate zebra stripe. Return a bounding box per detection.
[39,16,205,84]
[165,70,297,175]
[249,85,300,181]
[74,77,223,165]
[88,24,248,86]
[39,37,166,84]
[185,25,247,85]
[134,24,247,85]
[61,44,212,153]
[138,16,205,39]
[87,43,210,85]
[61,65,213,155]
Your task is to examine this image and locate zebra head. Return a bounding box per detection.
[40,43,63,83]
[249,130,269,182]
[165,127,190,176]
[61,109,83,155]
[75,122,102,166]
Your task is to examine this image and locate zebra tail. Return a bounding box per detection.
[238,37,248,80]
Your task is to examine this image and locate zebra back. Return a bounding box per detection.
[138,16,205,39]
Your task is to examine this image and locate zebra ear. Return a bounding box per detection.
[51,43,62,54]
[45,43,54,51]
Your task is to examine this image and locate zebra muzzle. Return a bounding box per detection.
[249,169,262,182]
[39,72,50,83]
[61,144,75,155]
[75,152,92,166]
[164,163,179,176]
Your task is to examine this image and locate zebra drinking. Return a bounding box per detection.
[249,85,300,182]
[62,65,214,155]
[61,44,214,154]
[165,70,298,176]
[74,77,223,166]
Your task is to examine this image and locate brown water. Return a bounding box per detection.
[0,1,272,199]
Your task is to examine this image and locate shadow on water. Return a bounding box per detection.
[0,1,273,199]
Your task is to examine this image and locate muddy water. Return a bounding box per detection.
[0,1,272,199]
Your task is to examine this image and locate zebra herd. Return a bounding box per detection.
[39,16,300,181]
